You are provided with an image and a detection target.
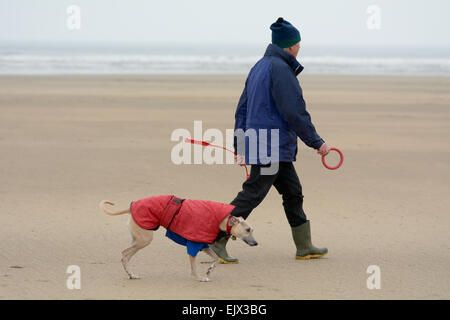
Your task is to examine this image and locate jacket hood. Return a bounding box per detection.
[264,43,304,76]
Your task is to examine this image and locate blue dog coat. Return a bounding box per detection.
[165,229,209,257]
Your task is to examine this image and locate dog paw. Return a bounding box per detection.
[129,273,140,279]
[199,277,211,282]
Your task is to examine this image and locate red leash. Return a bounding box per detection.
[186,138,343,174]
[185,138,250,180]
[322,147,344,170]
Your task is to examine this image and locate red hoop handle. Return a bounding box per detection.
[321,147,344,170]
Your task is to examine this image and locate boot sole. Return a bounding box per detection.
[218,258,239,264]
[296,252,328,260]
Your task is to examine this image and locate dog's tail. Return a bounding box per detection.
[99,200,131,216]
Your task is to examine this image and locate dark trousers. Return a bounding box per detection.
[216,162,307,241]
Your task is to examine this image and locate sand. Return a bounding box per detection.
[0,74,449,299]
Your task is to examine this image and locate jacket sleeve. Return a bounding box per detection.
[270,63,324,149]
[233,79,248,154]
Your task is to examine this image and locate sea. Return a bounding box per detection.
[1,43,449,76]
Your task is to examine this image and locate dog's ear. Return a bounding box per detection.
[229,216,239,225]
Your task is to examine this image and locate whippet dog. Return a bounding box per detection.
[99,195,257,282]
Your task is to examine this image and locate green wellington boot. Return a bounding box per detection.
[291,220,328,260]
[210,236,239,264]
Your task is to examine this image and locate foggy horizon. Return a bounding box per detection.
[2,0,450,75]
[1,0,450,49]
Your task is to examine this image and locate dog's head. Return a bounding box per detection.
[228,216,258,246]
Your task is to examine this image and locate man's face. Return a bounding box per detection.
[285,42,300,58]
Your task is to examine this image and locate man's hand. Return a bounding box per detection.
[317,143,331,156]
[234,154,246,166]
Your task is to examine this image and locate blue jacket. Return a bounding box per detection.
[234,44,324,164]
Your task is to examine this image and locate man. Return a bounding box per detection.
[210,17,330,263]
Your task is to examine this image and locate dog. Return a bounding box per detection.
[99,195,257,282]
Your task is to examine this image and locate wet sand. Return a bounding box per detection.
[0,74,449,299]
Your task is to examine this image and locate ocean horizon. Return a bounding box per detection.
[1,43,450,76]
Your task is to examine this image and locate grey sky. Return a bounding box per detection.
[1,0,449,48]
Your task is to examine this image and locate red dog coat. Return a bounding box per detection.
[130,195,235,244]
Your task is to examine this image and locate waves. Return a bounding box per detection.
[1,47,449,76]
[301,56,450,76]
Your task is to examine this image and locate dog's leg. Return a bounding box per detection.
[127,216,136,245]
[203,247,220,280]
[189,255,210,282]
[121,244,141,279]
[121,218,153,279]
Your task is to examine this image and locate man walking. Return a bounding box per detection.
[211,17,330,263]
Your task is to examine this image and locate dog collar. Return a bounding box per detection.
[226,215,234,235]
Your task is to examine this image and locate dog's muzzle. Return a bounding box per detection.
[243,237,258,246]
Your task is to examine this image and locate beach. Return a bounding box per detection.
[0,74,449,299]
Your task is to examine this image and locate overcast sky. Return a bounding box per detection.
[1,0,449,48]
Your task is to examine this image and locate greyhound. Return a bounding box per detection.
[99,196,257,282]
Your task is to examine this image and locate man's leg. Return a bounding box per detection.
[273,162,307,227]
[230,164,278,219]
[211,164,278,263]
[273,162,328,259]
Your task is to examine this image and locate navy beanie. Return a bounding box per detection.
[270,17,301,48]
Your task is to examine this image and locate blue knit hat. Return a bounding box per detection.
[270,17,301,48]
